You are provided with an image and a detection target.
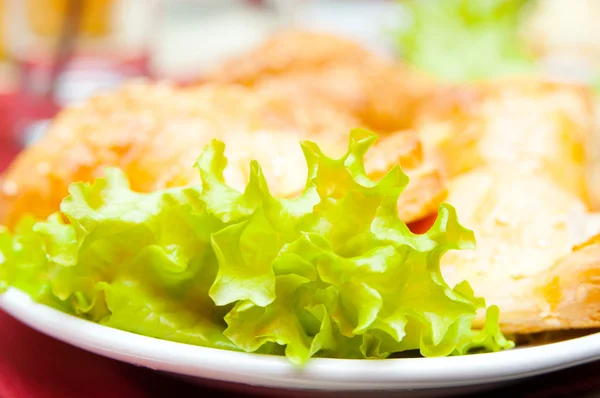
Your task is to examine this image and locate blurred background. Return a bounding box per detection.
[0,0,599,172]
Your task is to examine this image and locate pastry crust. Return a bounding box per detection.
[0,82,443,229]
[499,233,600,334]
[419,79,594,203]
[418,79,600,333]
[204,30,434,133]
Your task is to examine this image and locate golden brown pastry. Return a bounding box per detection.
[0,82,444,229]
[502,232,600,334]
[204,30,434,133]
[417,79,600,333]
[419,79,594,203]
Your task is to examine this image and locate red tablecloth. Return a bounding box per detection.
[0,310,237,398]
[0,92,19,171]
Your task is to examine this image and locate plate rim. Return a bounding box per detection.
[2,287,599,391]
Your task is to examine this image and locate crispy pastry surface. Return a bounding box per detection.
[0,82,443,229]
[417,79,600,333]
[204,30,434,133]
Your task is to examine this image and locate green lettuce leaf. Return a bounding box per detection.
[394,0,535,82]
[0,128,513,364]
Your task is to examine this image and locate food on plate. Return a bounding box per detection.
[1,28,599,359]
[204,30,435,132]
[0,82,444,229]
[416,79,600,333]
[0,131,512,364]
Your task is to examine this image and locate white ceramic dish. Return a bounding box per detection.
[2,287,600,396]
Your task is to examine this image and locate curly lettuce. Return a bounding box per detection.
[394,0,535,82]
[0,129,513,364]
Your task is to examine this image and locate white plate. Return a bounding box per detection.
[2,287,600,396]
